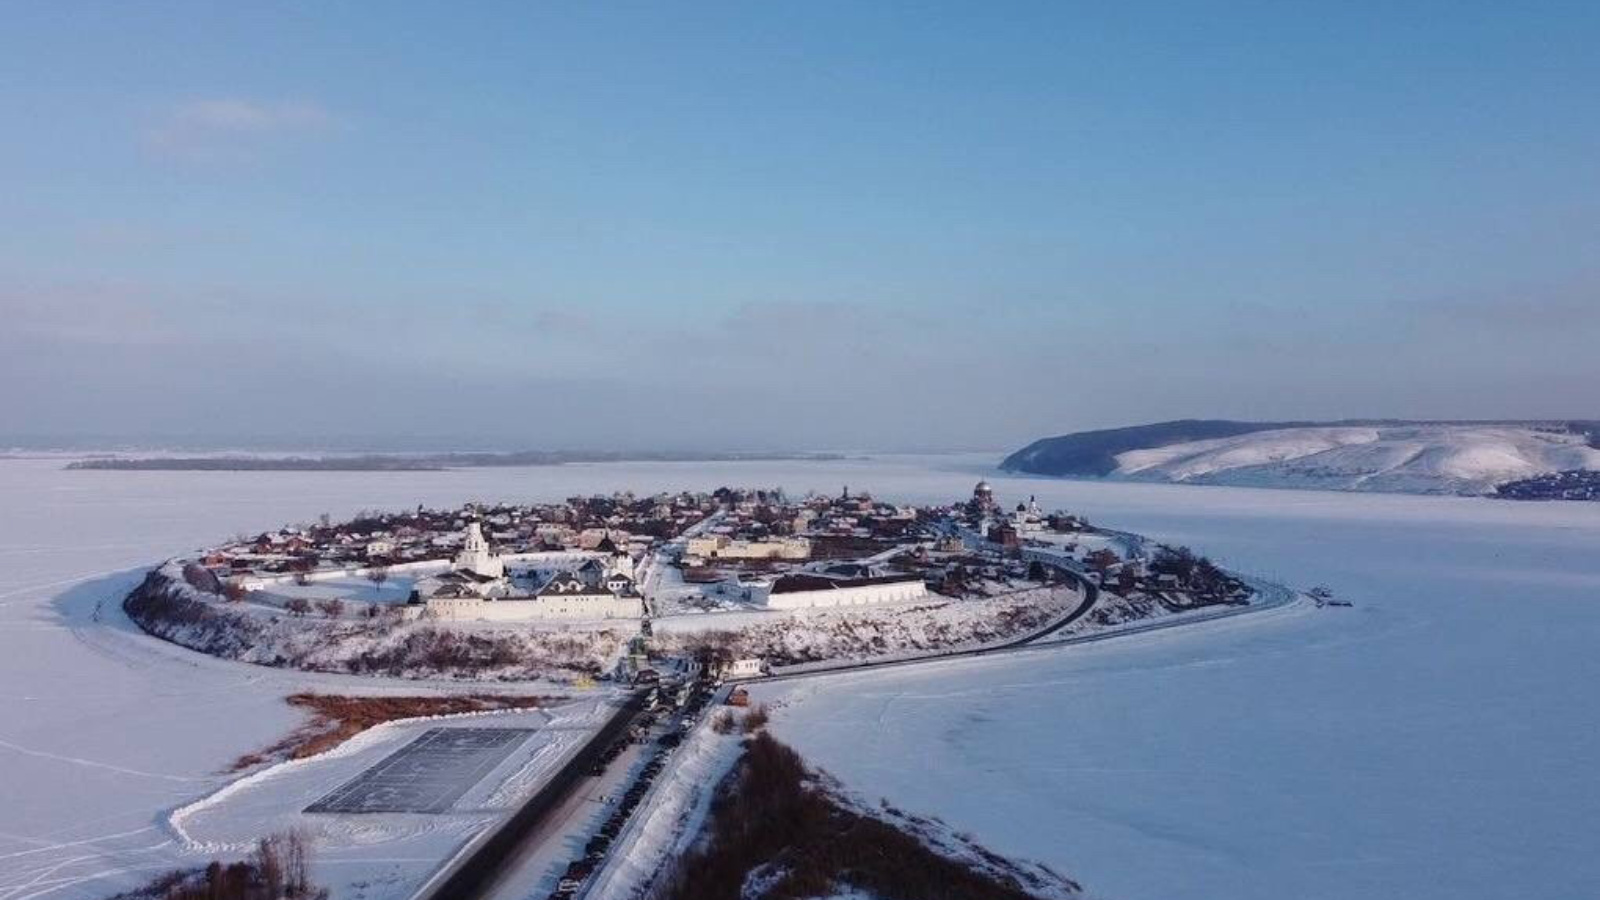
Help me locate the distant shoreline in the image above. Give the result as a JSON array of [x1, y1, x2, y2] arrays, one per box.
[[65, 450, 849, 472]]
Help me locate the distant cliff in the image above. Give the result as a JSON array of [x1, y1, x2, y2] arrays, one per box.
[[1001, 419, 1600, 496], [1001, 420, 1310, 478]]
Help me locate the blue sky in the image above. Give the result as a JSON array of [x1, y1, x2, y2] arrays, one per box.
[[2, 2, 1598, 450]]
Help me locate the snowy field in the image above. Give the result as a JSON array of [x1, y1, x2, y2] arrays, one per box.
[[3, 454, 1599, 900], [263, 575, 422, 607]]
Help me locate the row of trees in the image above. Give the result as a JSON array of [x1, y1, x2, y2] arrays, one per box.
[[292, 565, 391, 590]]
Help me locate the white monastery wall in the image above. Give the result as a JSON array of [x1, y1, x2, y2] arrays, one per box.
[[763, 579, 927, 610]]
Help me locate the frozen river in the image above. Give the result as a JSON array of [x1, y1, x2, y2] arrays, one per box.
[[1, 454, 1597, 899]]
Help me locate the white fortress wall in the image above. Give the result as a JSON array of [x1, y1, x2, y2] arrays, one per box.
[[764, 579, 927, 610], [425, 596, 643, 623]]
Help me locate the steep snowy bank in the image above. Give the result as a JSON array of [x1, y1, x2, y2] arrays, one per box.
[[653, 586, 1082, 664], [124, 565, 626, 681], [1009, 422, 1600, 494]]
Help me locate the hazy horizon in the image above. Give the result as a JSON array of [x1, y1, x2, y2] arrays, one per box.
[[9, 416, 1600, 458], [0, 432, 1008, 455]]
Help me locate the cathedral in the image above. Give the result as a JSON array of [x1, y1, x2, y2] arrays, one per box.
[[970, 480, 997, 514]]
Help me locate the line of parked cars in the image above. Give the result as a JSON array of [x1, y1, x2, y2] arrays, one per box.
[[547, 682, 716, 899]]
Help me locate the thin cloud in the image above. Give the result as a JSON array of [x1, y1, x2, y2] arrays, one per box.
[[1, 282, 171, 346], [1406, 278, 1600, 338], [171, 98, 333, 132], [142, 98, 339, 162]]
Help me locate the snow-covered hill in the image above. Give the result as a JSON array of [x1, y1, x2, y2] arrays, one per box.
[[1107, 424, 1600, 494]]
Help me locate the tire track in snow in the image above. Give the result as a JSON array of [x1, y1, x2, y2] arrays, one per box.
[[0, 737, 222, 784]]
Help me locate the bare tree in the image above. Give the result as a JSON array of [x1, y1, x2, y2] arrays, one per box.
[[283, 830, 312, 898], [316, 599, 345, 618], [367, 566, 389, 596], [254, 834, 284, 899], [223, 580, 248, 604], [284, 598, 311, 618]]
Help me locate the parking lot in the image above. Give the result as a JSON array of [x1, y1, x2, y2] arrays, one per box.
[[306, 727, 535, 815]]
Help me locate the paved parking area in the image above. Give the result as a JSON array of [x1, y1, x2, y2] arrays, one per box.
[[306, 727, 535, 814]]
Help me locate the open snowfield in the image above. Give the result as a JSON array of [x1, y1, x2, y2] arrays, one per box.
[[3, 453, 1599, 900]]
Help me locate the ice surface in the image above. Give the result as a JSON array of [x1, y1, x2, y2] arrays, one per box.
[[2, 454, 1598, 900]]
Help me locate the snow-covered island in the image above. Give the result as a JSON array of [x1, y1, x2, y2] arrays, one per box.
[[100, 481, 1299, 900], [126, 484, 1264, 683], [16, 453, 1588, 900]]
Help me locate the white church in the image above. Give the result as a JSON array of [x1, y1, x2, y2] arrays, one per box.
[[455, 521, 505, 578]]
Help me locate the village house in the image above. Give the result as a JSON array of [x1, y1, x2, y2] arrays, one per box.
[[684, 535, 811, 561]]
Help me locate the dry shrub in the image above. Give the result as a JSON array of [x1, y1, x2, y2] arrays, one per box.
[[742, 703, 770, 733], [341, 628, 575, 676], [231, 692, 558, 770]]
